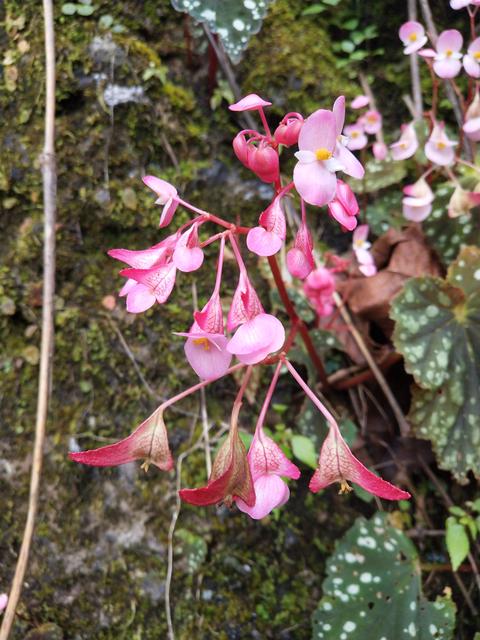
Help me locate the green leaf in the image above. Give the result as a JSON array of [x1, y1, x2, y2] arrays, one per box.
[[445, 517, 470, 571], [348, 158, 407, 194], [448, 506, 466, 517], [98, 14, 114, 29], [340, 40, 355, 53], [312, 513, 457, 640], [76, 4, 95, 15], [301, 4, 326, 15], [61, 3, 78, 15], [170, 0, 274, 62], [391, 247, 480, 482], [291, 434, 317, 469], [365, 191, 404, 235], [343, 18, 359, 30]]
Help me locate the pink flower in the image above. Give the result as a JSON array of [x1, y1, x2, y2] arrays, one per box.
[[237, 427, 300, 520], [286, 219, 315, 279], [229, 93, 272, 112], [293, 108, 340, 206], [351, 95, 370, 109], [373, 141, 388, 160], [227, 271, 263, 332], [448, 185, 480, 218], [363, 110, 382, 135], [464, 91, 480, 140], [180, 410, 255, 508], [120, 262, 177, 313], [431, 30, 463, 78], [390, 123, 418, 160], [463, 37, 480, 77], [0, 594, 8, 613], [109, 234, 178, 312], [402, 177, 434, 221], [69, 407, 174, 470], [399, 21, 428, 54], [328, 180, 359, 231], [274, 112, 304, 146], [172, 223, 204, 272], [248, 139, 280, 183], [309, 420, 410, 500], [304, 267, 336, 317], [425, 122, 457, 166], [333, 96, 365, 180], [247, 195, 286, 257], [352, 225, 377, 276], [142, 175, 179, 227], [344, 123, 368, 151], [227, 313, 285, 365]]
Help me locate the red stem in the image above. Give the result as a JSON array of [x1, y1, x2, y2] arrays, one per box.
[[267, 254, 329, 389]]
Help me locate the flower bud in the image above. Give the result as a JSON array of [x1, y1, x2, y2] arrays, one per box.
[[274, 112, 304, 147], [248, 140, 280, 183]]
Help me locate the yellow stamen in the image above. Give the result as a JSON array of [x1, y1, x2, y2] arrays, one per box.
[[315, 147, 332, 161], [474, 51, 480, 60], [339, 481, 353, 495], [445, 49, 453, 58], [437, 141, 446, 150], [193, 337, 211, 351], [351, 131, 359, 138], [408, 32, 417, 42]]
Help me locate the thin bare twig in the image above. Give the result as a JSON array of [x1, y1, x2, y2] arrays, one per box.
[[408, 0, 423, 119], [0, 2, 56, 637], [333, 292, 410, 437]]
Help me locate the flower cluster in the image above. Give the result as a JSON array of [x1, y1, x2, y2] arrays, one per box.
[[69, 92, 410, 519]]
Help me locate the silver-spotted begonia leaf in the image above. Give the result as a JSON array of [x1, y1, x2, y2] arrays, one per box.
[[390, 247, 480, 482], [170, 0, 274, 62], [312, 513, 456, 640]]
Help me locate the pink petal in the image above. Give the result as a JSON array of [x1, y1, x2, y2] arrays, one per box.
[[142, 175, 177, 203], [373, 141, 388, 160], [403, 202, 432, 221], [0, 594, 8, 613], [258, 196, 287, 238], [236, 474, 290, 520], [359, 264, 377, 277], [404, 35, 428, 54], [363, 110, 382, 135], [173, 246, 204, 272], [451, 0, 471, 7], [336, 144, 365, 178], [194, 293, 224, 334], [425, 141, 456, 166], [332, 96, 346, 135], [69, 408, 174, 470], [298, 109, 337, 153], [399, 21, 425, 44], [227, 272, 264, 332], [293, 161, 337, 207], [468, 36, 480, 55], [247, 227, 283, 257], [418, 48, 436, 57], [227, 313, 285, 364], [184, 333, 232, 380], [463, 54, 480, 78], [286, 247, 314, 280], [119, 278, 137, 297], [346, 132, 368, 151], [248, 431, 300, 482], [351, 95, 370, 109], [328, 201, 358, 230], [229, 94, 272, 111], [437, 29, 463, 54], [353, 224, 369, 243], [159, 198, 179, 228], [433, 58, 462, 78], [126, 283, 156, 313]]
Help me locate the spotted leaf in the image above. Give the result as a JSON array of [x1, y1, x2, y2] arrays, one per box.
[[391, 247, 480, 482], [312, 513, 456, 640], [170, 0, 274, 62]]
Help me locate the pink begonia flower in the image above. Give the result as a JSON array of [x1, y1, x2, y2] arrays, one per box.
[[304, 267, 336, 317], [247, 195, 286, 257], [142, 175, 179, 228], [70, 407, 174, 471], [463, 37, 480, 77], [351, 95, 370, 109], [373, 141, 388, 160], [344, 123, 368, 151], [448, 185, 480, 218], [427, 30, 463, 78], [463, 91, 480, 140], [227, 313, 285, 365], [425, 122, 457, 166], [0, 593, 8, 613], [328, 180, 359, 231], [399, 21, 428, 55], [363, 110, 382, 135], [236, 365, 300, 519], [286, 218, 315, 279], [352, 225, 377, 277], [451, 0, 480, 8], [293, 109, 344, 206], [229, 93, 272, 112], [274, 112, 304, 147], [120, 262, 177, 313], [172, 223, 204, 272], [180, 410, 255, 508], [402, 177, 434, 222], [332, 97, 365, 179], [309, 420, 410, 500], [390, 123, 419, 160], [227, 271, 263, 332], [109, 234, 178, 310]]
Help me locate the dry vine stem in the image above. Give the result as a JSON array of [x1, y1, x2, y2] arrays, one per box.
[[0, 1, 56, 637]]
